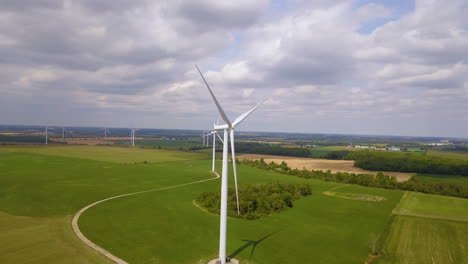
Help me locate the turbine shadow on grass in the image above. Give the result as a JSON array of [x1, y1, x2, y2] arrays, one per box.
[[229, 232, 277, 260]]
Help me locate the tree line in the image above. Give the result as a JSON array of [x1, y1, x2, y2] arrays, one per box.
[[235, 142, 311, 157], [347, 151, 468, 176], [240, 158, 468, 198], [235, 142, 468, 177]]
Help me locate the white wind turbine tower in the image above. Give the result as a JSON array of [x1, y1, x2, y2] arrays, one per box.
[[196, 65, 266, 264], [45, 126, 49, 144], [62, 127, 70, 140], [130, 128, 138, 147], [205, 130, 224, 172], [45, 126, 55, 144], [104, 128, 111, 140]]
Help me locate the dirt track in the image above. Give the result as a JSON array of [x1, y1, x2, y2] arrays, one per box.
[[239, 154, 414, 182]]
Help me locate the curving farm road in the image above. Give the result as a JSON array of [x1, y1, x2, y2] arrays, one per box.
[[72, 171, 220, 264]]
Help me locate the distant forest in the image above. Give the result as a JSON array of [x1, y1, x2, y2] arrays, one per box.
[[235, 142, 468, 177], [349, 152, 468, 176], [241, 159, 468, 198]]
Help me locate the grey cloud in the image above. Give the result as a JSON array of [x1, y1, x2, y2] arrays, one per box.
[[1, 0, 468, 137], [174, 0, 268, 31]]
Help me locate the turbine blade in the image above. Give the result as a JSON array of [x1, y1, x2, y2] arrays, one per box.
[[195, 65, 232, 127], [232, 98, 268, 127], [216, 132, 224, 144], [230, 129, 240, 215]]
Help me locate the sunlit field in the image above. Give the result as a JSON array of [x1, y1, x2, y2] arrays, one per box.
[[1, 145, 467, 264]]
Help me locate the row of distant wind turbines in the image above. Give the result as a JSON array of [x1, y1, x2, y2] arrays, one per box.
[[43, 126, 137, 146], [196, 65, 266, 264]]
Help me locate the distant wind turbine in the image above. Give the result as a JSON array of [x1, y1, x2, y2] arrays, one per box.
[[130, 128, 138, 147], [45, 126, 55, 144], [196, 65, 267, 264], [204, 130, 223, 172], [104, 128, 111, 140]]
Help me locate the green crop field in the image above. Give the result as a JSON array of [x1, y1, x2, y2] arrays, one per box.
[[393, 192, 468, 222], [378, 191, 468, 264], [2, 145, 466, 264], [427, 150, 468, 161], [416, 173, 468, 185], [0, 145, 201, 164], [378, 215, 468, 264], [79, 163, 403, 264]]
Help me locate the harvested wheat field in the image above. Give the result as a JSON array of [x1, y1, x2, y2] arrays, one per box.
[[54, 137, 114, 145], [239, 154, 414, 182], [54, 137, 143, 145]]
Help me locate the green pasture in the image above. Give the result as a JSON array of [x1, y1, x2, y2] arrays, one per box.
[[0, 145, 403, 264], [378, 215, 468, 264], [393, 192, 468, 222], [79, 162, 403, 264], [0, 145, 201, 164], [427, 150, 468, 161], [416, 173, 468, 185], [0, 212, 113, 264], [0, 146, 207, 263], [378, 191, 468, 264], [3, 145, 466, 264]]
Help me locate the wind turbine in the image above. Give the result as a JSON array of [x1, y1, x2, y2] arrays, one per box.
[[204, 130, 223, 172], [130, 128, 138, 147], [45, 126, 48, 144], [196, 65, 266, 264], [201, 131, 205, 146], [45, 126, 55, 144], [104, 128, 111, 140]]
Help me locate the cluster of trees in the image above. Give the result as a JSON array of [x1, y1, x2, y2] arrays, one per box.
[[348, 152, 468, 176], [195, 183, 312, 220], [240, 159, 468, 198]]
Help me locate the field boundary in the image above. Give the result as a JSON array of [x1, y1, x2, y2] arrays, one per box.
[[71, 171, 220, 264]]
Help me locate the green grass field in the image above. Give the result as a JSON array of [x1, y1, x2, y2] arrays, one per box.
[[393, 192, 468, 222], [2, 145, 466, 264], [378, 191, 468, 264], [427, 150, 468, 161], [79, 164, 403, 264], [416, 173, 468, 185], [0, 145, 201, 163], [378, 215, 468, 264], [0, 146, 207, 263]]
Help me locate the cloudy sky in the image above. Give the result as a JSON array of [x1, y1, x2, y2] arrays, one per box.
[[1, 0, 467, 137]]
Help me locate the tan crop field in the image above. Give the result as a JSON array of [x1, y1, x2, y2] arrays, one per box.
[[53, 137, 143, 145], [239, 154, 414, 182]]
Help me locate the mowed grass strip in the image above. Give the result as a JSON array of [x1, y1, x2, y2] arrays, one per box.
[[378, 215, 468, 264], [393, 192, 468, 222], [0, 145, 202, 163]]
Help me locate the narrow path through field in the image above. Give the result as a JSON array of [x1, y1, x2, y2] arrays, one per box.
[[72, 171, 220, 264]]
